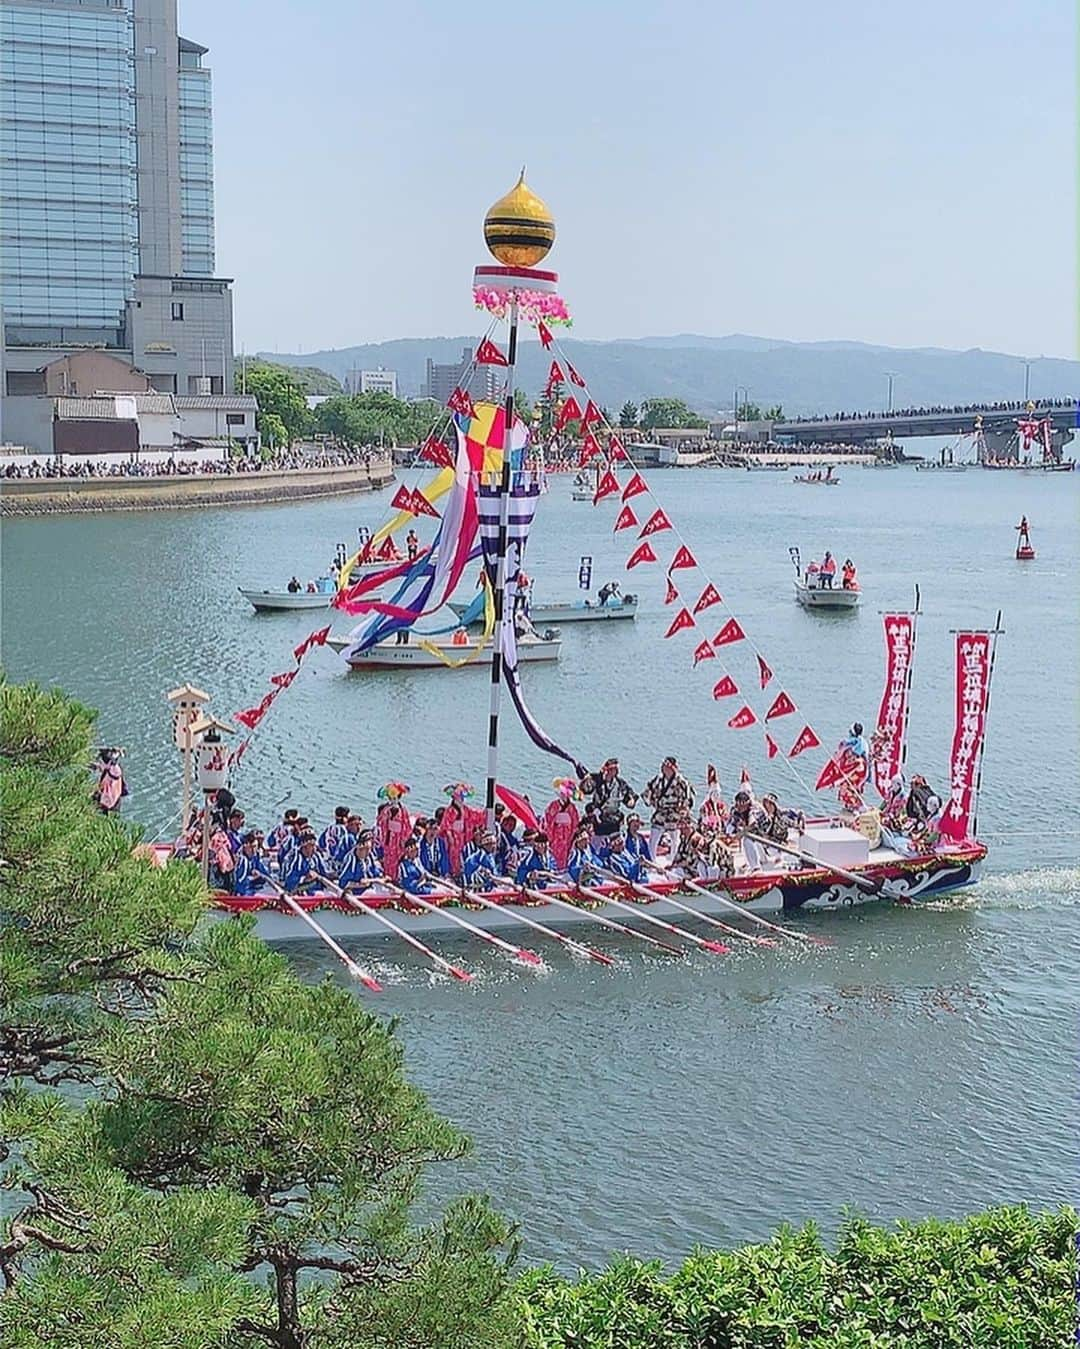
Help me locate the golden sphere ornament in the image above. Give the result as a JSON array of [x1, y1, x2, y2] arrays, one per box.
[[484, 169, 556, 267]]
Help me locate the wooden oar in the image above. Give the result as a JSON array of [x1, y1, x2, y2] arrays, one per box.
[[265, 877, 382, 991], [744, 832, 900, 899], [391, 879, 545, 968], [576, 880, 728, 955], [446, 877, 615, 966], [313, 873, 472, 983], [595, 867, 777, 947], [523, 880, 684, 957], [674, 872, 830, 947]]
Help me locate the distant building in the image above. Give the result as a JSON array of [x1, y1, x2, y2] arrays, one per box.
[[359, 368, 398, 397], [423, 346, 498, 406], [1, 0, 235, 450]]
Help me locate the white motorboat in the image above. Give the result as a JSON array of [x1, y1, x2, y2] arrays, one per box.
[[325, 630, 561, 668], [450, 594, 637, 625], [794, 581, 861, 610], [239, 587, 333, 612]]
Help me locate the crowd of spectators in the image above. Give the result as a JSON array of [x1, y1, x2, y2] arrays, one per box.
[[790, 397, 1075, 424], [1, 444, 389, 481]]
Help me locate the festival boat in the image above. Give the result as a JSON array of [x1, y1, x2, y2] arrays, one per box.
[[793, 468, 839, 485], [174, 175, 998, 980], [449, 593, 637, 625], [239, 587, 333, 612], [794, 581, 860, 610]]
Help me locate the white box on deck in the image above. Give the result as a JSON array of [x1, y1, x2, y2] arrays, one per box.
[[800, 825, 869, 867]]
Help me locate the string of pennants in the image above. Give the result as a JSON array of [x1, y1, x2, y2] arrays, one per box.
[[539, 343, 828, 775], [229, 624, 332, 766]]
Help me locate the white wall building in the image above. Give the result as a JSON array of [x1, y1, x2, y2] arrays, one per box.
[[359, 368, 398, 396]]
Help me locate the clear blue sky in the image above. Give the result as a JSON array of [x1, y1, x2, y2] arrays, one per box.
[[183, 0, 1076, 358]]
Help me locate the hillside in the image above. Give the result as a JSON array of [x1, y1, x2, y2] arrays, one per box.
[[258, 336, 1078, 417]]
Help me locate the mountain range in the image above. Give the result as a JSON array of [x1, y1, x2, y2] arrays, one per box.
[[259, 335, 1078, 418]]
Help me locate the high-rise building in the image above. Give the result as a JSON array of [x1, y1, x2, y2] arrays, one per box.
[[1, 0, 235, 448], [423, 346, 497, 406]]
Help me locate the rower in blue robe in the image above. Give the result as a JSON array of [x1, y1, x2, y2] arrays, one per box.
[[232, 834, 272, 896], [319, 806, 351, 857], [463, 832, 501, 891], [337, 836, 383, 891], [605, 837, 644, 883], [266, 810, 300, 852], [282, 835, 330, 893], [225, 810, 247, 858], [516, 834, 556, 889], [418, 824, 451, 879], [333, 818, 365, 866], [396, 842, 436, 895], [624, 820, 653, 864]]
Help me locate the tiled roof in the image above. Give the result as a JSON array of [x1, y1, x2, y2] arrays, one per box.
[[55, 394, 177, 419], [174, 395, 258, 410]]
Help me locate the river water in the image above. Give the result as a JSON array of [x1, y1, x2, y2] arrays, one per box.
[[2, 464, 1077, 1269]]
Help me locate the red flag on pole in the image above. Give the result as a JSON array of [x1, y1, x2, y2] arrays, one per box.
[[664, 577, 679, 605], [639, 508, 673, 538], [390, 484, 413, 511], [938, 631, 993, 842], [555, 395, 583, 431], [447, 386, 475, 417], [613, 504, 638, 532], [495, 783, 540, 830], [712, 617, 745, 647], [669, 545, 697, 572], [537, 320, 554, 349], [421, 435, 453, 468], [582, 400, 602, 427], [544, 360, 564, 395], [608, 435, 627, 460], [566, 361, 586, 388], [593, 469, 619, 502], [626, 540, 658, 569], [475, 337, 508, 366], [664, 607, 695, 638], [765, 732, 780, 759], [765, 690, 796, 720], [580, 429, 603, 462], [789, 725, 822, 758], [712, 675, 738, 699], [694, 584, 722, 613], [757, 655, 774, 689], [728, 705, 757, 730], [408, 490, 440, 519], [692, 640, 715, 666], [621, 473, 648, 501]]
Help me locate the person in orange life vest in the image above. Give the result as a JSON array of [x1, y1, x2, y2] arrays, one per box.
[[512, 570, 531, 614], [842, 559, 858, 590], [451, 626, 469, 647], [542, 777, 581, 871], [820, 551, 837, 588]]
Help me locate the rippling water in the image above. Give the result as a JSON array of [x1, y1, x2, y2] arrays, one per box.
[[2, 464, 1077, 1268]]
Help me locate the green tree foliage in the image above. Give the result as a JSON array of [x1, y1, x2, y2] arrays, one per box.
[[239, 362, 313, 446], [512, 388, 533, 424], [516, 1207, 1076, 1347], [0, 679, 517, 1349], [618, 402, 638, 428], [638, 397, 707, 430], [314, 393, 442, 448], [736, 400, 762, 421], [258, 411, 289, 451], [765, 403, 784, 420], [241, 359, 342, 397]]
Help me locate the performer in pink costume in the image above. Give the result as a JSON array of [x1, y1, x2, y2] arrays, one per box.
[[374, 783, 412, 880], [542, 777, 581, 871], [437, 783, 485, 878]]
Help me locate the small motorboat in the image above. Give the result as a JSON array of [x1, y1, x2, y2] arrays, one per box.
[[239, 584, 333, 612], [450, 593, 637, 625], [793, 467, 839, 485], [789, 547, 860, 610], [325, 630, 562, 669]]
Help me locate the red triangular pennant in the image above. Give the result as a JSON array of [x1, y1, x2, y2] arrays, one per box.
[[582, 400, 602, 428], [537, 320, 554, 349], [269, 669, 297, 689], [390, 484, 413, 511], [621, 473, 648, 501], [758, 655, 774, 690], [409, 489, 440, 519], [593, 470, 619, 502], [608, 435, 627, 460], [421, 435, 453, 468], [669, 545, 697, 572], [728, 705, 757, 730], [580, 429, 603, 462], [626, 540, 658, 569], [566, 361, 586, 388], [639, 508, 673, 539], [544, 360, 564, 395], [664, 607, 695, 638], [765, 690, 796, 720], [664, 578, 679, 605], [712, 617, 746, 647], [692, 640, 715, 666], [447, 386, 475, 418], [789, 725, 822, 758], [693, 584, 723, 613], [712, 675, 739, 699], [815, 754, 846, 790], [555, 395, 583, 431], [475, 336, 508, 366], [765, 733, 780, 759], [613, 504, 638, 532]]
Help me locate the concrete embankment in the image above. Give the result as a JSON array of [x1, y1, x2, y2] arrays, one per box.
[[0, 461, 395, 517]]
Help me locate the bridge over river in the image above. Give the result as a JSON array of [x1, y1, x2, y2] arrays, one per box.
[[772, 400, 1077, 457]]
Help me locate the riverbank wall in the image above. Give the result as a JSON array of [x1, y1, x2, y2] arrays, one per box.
[[0, 460, 395, 517]]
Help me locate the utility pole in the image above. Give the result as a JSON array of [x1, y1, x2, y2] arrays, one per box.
[[884, 371, 899, 412], [1022, 359, 1032, 402]]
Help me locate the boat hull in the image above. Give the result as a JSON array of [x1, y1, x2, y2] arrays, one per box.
[[795, 583, 860, 609], [208, 843, 986, 943], [451, 598, 637, 624], [239, 588, 332, 612], [338, 636, 561, 668]]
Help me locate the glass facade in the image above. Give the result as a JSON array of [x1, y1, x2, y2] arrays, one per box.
[[178, 60, 214, 276], [0, 2, 138, 343]]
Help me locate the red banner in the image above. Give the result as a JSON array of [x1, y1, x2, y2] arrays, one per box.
[[566, 362, 586, 388], [669, 545, 697, 572], [594, 470, 620, 501], [421, 436, 453, 468], [582, 400, 602, 427], [580, 429, 604, 463], [765, 733, 780, 759], [694, 584, 722, 613], [555, 395, 582, 430], [537, 320, 554, 349], [626, 540, 658, 569], [639, 508, 672, 538], [693, 640, 715, 665], [938, 632, 992, 842], [871, 614, 915, 797], [447, 386, 475, 417], [789, 725, 821, 758], [664, 607, 695, 638], [409, 489, 440, 519], [613, 504, 638, 532], [728, 705, 757, 730], [475, 337, 508, 366], [712, 675, 738, 699], [390, 485, 413, 511], [545, 360, 564, 394], [608, 435, 627, 460], [712, 617, 745, 647], [622, 472, 648, 501]]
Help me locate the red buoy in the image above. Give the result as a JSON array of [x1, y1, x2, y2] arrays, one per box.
[[1015, 515, 1036, 560]]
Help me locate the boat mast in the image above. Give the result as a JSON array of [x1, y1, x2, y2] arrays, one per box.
[[484, 295, 519, 827]]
